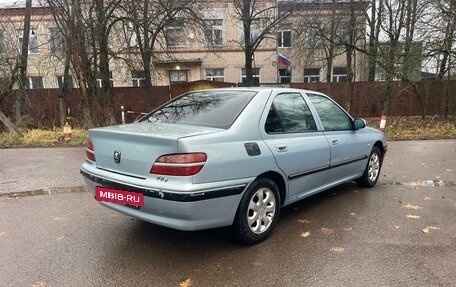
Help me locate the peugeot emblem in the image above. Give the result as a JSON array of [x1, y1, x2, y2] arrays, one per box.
[[113, 151, 121, 163]]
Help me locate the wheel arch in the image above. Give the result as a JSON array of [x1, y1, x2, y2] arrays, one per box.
[[257, 170, 287, 206], [373, 141, 386, 162]]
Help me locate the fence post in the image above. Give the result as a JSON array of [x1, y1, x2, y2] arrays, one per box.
[[121, 105, 125, 124], [379, 115, 387, 132]]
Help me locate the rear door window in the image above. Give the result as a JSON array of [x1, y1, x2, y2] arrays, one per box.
[[142, 91, 256, 129], [265, 93, 317, 134]]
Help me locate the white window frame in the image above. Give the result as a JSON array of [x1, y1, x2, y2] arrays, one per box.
[[241, 68, 260, 85], [49, 27, 64, 53], [332, 67, 347, 83], [165, 21, 187, 49], [169, 70, 188, 84], [131, 70, 146, 87], [56, 75, 74, 89], [125, 22, 139, 48], [304, 68, 321, 83], [26, 76, 44, 89], [204, 68, 224, 82], [278, 68, 291, 84], [277, 26, 291, 48], [204, 19, 223, 47], [0, 29, 5, 54], [239, 21, 261, 45], [17, 28, 39, 54], [96, 71, 114, 88]]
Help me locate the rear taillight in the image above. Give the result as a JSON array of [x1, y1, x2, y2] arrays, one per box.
[[150, 153, 207, 176], [86, 140, 96, 162]]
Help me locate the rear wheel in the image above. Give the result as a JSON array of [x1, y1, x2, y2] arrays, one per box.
[[356, 146, 382, 187], [232, 178, 280, 245]]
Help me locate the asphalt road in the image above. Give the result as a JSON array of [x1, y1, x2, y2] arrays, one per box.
[[0, 140, 455, 287], [0, 147, 85, 195]]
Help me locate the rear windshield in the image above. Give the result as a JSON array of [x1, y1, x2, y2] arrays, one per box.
[[141, 90, 256, 129]]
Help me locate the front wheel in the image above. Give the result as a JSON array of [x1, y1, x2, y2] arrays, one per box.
[[232, 178, 280, 245], [356, 146, 382, 187]]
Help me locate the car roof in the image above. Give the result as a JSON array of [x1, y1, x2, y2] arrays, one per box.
[[193, 87, 322, 95]]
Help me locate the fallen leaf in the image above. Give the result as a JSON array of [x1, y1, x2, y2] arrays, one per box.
[[330, 247, 344, 253], [0, 231, 6, 238], [343, 227, 352, 232], [406, 215, 421, 219], [402, 204, 421, 210], [298, 219, 312, 225], [350, 212, 357, 216], [321, 227, 334, 235], [424, 196, 432, 201], [394, 225, 400, 229], [422, 226, 440, 234], [300, 231, 311, 238], [56, 236, 65, 241], [180, 278, 192, 287]]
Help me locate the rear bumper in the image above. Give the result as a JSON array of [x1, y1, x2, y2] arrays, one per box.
[[80, 166, 250, 231]]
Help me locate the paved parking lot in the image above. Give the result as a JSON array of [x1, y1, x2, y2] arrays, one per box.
[[0, 140, 455, 286]]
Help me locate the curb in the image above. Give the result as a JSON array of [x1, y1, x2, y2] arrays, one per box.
[[0, 186, 88, 198]]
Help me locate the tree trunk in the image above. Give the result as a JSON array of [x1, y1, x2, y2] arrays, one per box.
[[15, 0, 32, 125], [58, 55, 71, 126], [0, 110, 23, 137], [367, 0, 377, 81], [96, 0, 114, 124], [241, 0, 255, 87]]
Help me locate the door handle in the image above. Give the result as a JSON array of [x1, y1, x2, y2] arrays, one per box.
[[331, 139, 338, 145], [276, 144, 288, 152]]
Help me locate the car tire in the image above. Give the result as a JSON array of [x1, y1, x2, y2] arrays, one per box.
[[356, 146, 382, 188], [232, 178, 280, 245]]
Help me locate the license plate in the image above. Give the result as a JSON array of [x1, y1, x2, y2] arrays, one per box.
[[95, 186, 144, 207]]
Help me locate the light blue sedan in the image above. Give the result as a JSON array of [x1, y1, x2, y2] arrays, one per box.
[[81, 88, 387, 244]]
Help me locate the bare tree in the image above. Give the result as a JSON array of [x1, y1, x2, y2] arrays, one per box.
[[93, 0, 121, 124], [47, 0, 96, 127], [117, 0, 202, 107], [233, 0, 290, 87], [287, 0, 364, 84]]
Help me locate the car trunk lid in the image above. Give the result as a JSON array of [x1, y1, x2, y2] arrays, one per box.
[[89, 122, 221, 178]]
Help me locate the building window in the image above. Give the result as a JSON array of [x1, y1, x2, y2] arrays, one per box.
[[165, 20, 186, 48], [0, 29, 4, 54], [49, 28, 64, 53], [131, 70, 146, 87], [278, 69, 291, 84], [304, 68, 320, 83], [303, 28, 321, 49], [26, 76, 43, 89], [96, 71, 114, 87], [204, 68, 224, 82], [57, 75, 74, 89], [17, 28, 38, 54], [124, 22, 139, 47], [277, 26, 291, 48], [169, 70, 187, 84], [332, 67, 347, 82], [239, 22, 261, 45], [241, 68, 260, 86], [205, 19, 223, 46]]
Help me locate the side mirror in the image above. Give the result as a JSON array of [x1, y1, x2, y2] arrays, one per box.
[[353, 118, 366, 130]]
